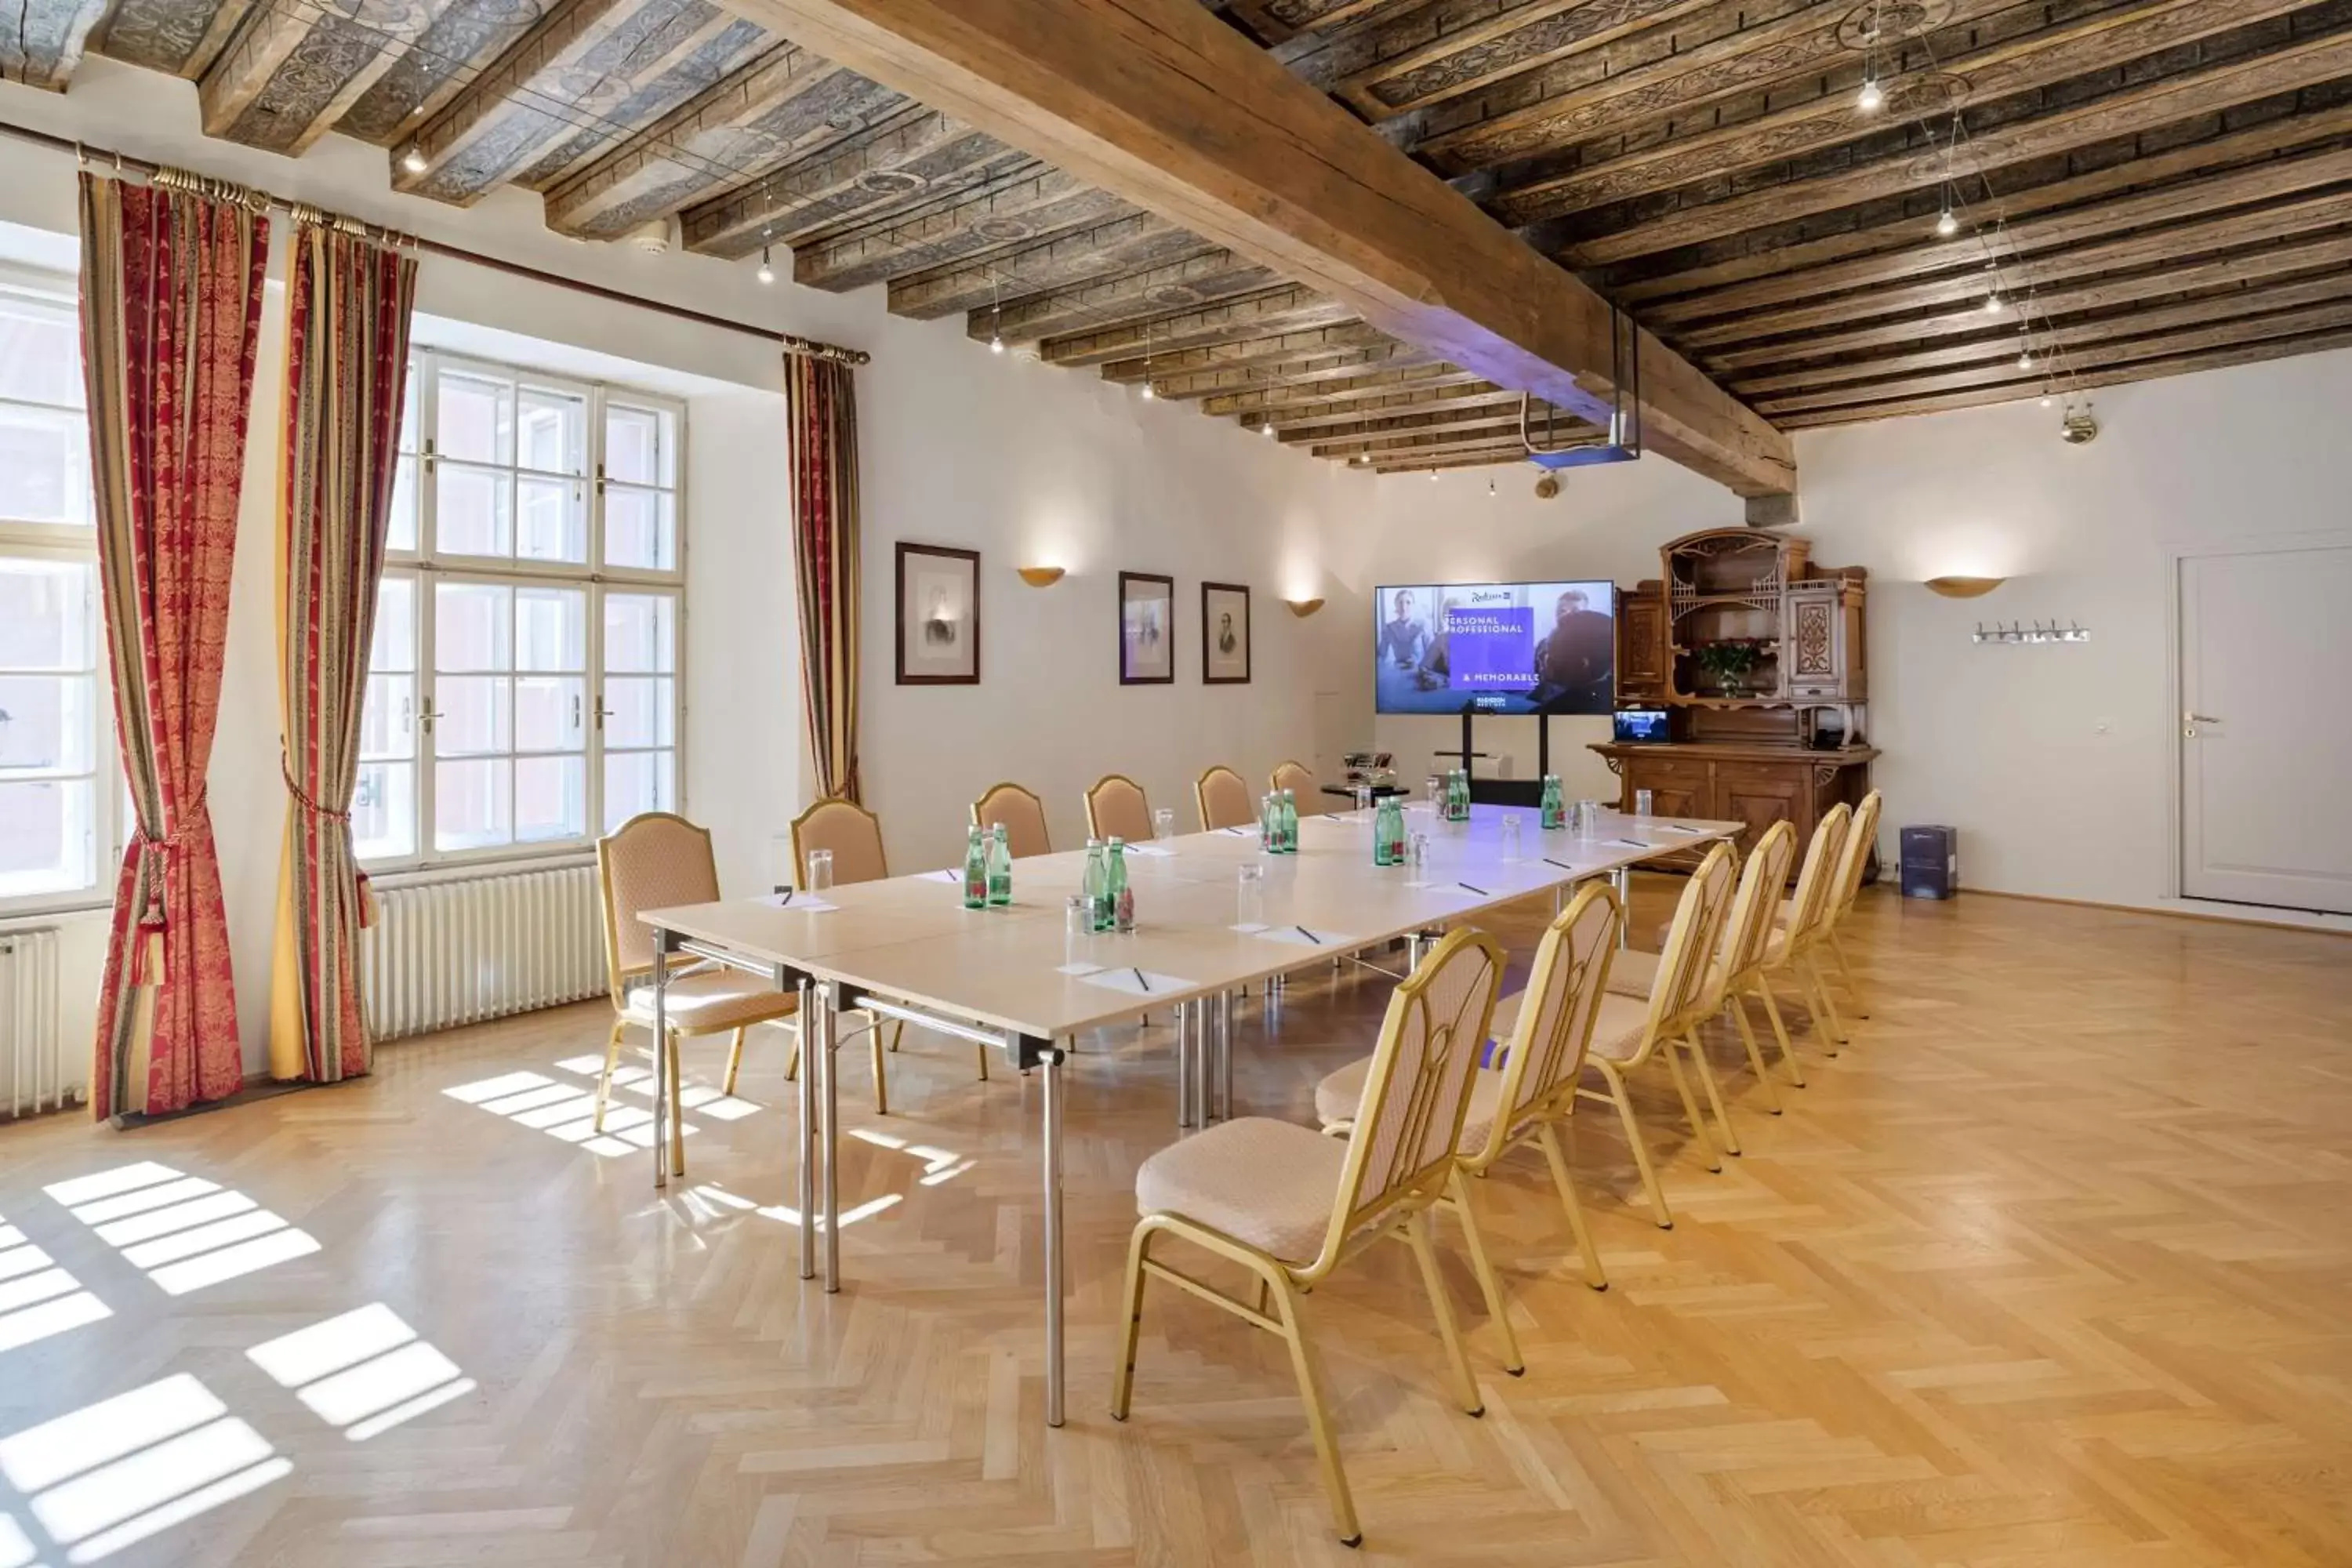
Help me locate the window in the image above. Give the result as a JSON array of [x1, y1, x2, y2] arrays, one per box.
[[0, 276, 107, 912], [358, 354, 684, 869]]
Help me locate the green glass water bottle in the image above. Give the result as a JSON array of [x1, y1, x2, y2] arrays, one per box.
[[1279, 788, 1298, 854], [1373, 797, 1397, 866], [962, 826, 987, 910], [1107, 837, 1134, 932], [1082, 838, 1109, 931], [986, 822, 1012, 906], [1541, 774, 1563, 830]]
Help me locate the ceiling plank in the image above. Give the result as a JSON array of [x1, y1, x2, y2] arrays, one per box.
[[1042, 286, 1357, 367], [670, 108, 1007, 252], [1198, 362, 1481, 416], [196, 0, 460, 155], [886, 212, 1205, 318], [1539, 29, 2352, 262], [975, 249, 1283, 343], [1772, 324, 2352, 426], [719, 0, 1795, 494], [1265, 382, 1521, 433], [1311, 411, 1579, 457], [3, 0, 113, 90], [1145, 340, 1441, 398], [1098, 321, 1403, 383], [1327, 0, 1724, 125], [92, 0, 256, 82], [793, 170, 1131, 292]]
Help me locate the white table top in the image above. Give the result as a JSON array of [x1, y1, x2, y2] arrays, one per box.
[[644, 805, 1737, 1042]]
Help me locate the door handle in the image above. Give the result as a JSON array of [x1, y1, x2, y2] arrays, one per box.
[[2184, 713, 2221, 724]]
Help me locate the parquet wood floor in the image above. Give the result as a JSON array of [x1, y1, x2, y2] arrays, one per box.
[[2, 886, 2349, 1566]]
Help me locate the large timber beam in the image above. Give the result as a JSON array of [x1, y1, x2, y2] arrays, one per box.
[[717, 0, 1795, 495]]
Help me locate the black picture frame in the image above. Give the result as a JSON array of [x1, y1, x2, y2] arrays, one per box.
[[895, 542, 981, 685], [1201, 581, 1250, 685], [1118, 571, 1175, 685]]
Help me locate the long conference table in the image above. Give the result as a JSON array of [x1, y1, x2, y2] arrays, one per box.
[[641, 801, 1740, 1428]]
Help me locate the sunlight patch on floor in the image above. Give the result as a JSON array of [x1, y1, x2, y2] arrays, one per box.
[[247, 1304, 477, 1443], [550, 1054, 764, 1121], [38, 1169, 319, 1298], [441, 1069, 696, 1158]]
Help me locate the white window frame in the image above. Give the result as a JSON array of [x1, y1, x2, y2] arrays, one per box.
[[0, 265, 116, 919], [364, 349, 688, 876]]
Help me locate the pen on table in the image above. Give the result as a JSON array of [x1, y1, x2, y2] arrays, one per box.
[[1542, 857, 1577, 872], [1295, 924, 1322, 946], [1457, 881, 1489, 896], [777, 888, 793, 906], [1609, 837, 1648, 848], [1132, 966, 1150, 992]]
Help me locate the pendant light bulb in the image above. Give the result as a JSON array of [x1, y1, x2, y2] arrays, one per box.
[[1261, 419, 1275, 437], [1935, 208, 1958, 238], [1139, 382, 1155, 401], [756, 249, 775, 286], [1428, 469, 1439, 482], [2016, 350, 2034, 370], [989, 332, 1004, 354], [401, 144, 427, 176], [1857, 75, 1885, 113], [1983, 292, 2003, 315]]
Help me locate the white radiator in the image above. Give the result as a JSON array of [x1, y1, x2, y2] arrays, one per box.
[[1, 927, 74, 1118], [361, 864, 606, 1041]]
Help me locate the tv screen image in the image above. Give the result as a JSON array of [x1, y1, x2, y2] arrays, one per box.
[[1374, 581, 1616, 717]]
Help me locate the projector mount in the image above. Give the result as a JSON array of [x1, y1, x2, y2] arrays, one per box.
[[1523, 302, 1642, 470]]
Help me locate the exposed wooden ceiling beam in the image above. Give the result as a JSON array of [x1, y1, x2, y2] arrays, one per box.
[[195, 0, 454, 156], [1316, 0, 1720, 125], [671, 109, 1007, 253], [720, 0, 1795, 495], [1263, 382, 1520, 434], [885, 212, 1199, 318], [90, 0, 255, 82], [1042, 286, 1356, 367], [1312, 413, 1579, 459], [977, 248, 1282, 343], [1198, 363, 1481, 416], [1, 0, 108, 90], [1143, 341, 1441, 399], [793, 170, 1128, 292], [1097, 320, 1400, 383]]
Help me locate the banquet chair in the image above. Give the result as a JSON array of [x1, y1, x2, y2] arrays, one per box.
[[1607, 821, 1801, 1112], [1194, 764, 1254, 831], [787, 797, 991, 1112], [1807, 789, 1882, 1018], [595, 812, 798, 1175], [1764, 804, 1853, 1054], [1316, 884, 1623, 1373], [1571, 840, 1739, 1227], [1113, 928, 1506, 1546], [971, 781, 1051, 859], [1083, 773, 1154, 843], [1269, 759, 1316, 800]]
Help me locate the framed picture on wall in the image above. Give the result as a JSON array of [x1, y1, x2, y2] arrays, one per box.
[[1118, 571, 1175, 685], [1201, 582, 1250, 684], [895, 543, 980, 684]]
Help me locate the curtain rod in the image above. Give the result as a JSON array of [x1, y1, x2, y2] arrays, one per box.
[[0, 117, 873, 368]]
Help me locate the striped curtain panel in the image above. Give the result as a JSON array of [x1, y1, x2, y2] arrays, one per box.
[[79, 171, 270, 1123], [787, 350, 862, 801], [267, 220, 418, 1085]]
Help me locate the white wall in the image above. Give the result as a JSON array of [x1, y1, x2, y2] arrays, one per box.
[[0, 60, 1368, 1085], [1352, 345, 2352, 913]]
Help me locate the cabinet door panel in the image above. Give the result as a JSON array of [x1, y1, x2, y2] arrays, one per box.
[[1622, 757, 1710, 818], [1713, 762, 1806, 856]]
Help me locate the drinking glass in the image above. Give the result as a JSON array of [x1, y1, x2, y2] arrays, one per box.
[[1065, 895, 1094, 967], [1236, 861, 1267, 927], [1573, 800, 1602, 840], [805, 848, 833, 893], [1152, 806, 1176, 842], [1353, 783, 1373, 818], [1633, 788, 1656, 817], [1407, 832, 1431, 883], [1500, 813, 1523, 863]]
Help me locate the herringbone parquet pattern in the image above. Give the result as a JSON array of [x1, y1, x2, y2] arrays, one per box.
[[2, 887, 2348, 1566]]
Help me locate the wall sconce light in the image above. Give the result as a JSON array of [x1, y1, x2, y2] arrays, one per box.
[[1285, 598, 1325, 618], [1015, 566, 1066, 588], [1926, 575, 2005, 598]]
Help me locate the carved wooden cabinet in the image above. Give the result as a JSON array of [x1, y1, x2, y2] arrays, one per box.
[[1783, 578, 1867, 702], [1592, 742, 1879, 867], [1614, 585, 1668, 702]]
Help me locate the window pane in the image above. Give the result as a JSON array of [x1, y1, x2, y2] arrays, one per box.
[[358, 673, 413, 761], [516, 475, 586, 564], [0, 403, 92, 526], [0, 673, 96, 775], [514, 676, 583, 753], [0, 779, 93, 898], [603, 486, 675, 572], [397, 361, 418, 452], [517, 587, 585, 672], [0, 557, 93, 668], [515, 755, 584, 842], [435, 461, 511, 557], [517, 387, 585, 475], [603, 677, 673, 749], [434, 758, 511, 851], [437, 372, 512, 465], [603, 592, 675, 673], [604, 404, 673, 488], [372, 576, 416, 673], [0, 295, 82, 406], [436, 583, 513, 672], [604, 751, 673, 833], [387, 454, 418, 554], [352, 762, 415, 862], [435, 676, 510, 757]]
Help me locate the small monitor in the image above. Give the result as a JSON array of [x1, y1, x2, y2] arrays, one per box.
[[1613, 708, 1671, 743]]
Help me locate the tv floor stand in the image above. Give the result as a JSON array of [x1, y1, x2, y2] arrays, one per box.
[[1442, 710, 1551, 807]]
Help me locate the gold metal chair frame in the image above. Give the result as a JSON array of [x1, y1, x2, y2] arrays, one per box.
[[1697, 820, 1803, 1122], [1766, 803, 1854, 1056], [1112, 928, 1507, 1546], [1816, 789, 1882, 1020]]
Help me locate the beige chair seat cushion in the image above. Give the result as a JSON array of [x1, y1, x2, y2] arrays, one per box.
[[621, 967, 798, 1033], [1586, 991, 1650, 1063], [1605, 947, 1661, 1000], [1763, 927, 1791, 964], [1314, 1057, 1508, 1151], [1135, 1117, 1347, 1265]]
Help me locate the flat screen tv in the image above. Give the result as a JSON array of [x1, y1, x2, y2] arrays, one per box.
[[1374, 581, 1616, 717]]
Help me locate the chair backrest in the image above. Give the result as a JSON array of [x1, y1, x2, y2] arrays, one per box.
[[1195, 765, 1252, 831], [1084, 773, 1152, 844], [1270, 759, 1316, 799], [972, 782, 1051, 858], [1315, 928, 1504, 1274], [791, 797, 888, 888], [1783, 804, 1852, 948], [1646, 840, 1738, 1042], [1830, 789, 1881, 919], [597, 812, 719, 994], [1479, 881, 1622, 1163], [1718, 820, 1797, 984]]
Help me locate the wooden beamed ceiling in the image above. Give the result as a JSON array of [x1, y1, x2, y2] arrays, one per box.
[[13, 0, 2350, 479]]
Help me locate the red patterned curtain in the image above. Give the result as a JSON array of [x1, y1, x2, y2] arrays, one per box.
[[79, 171, 270, 1122], [786, 349, 862, 802], [267, 220, 418, 1086]]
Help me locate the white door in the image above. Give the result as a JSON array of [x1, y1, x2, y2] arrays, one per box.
[[2180, 543, 2352, 913]]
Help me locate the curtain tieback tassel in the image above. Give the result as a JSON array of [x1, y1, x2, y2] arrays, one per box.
[[130, 786, 209, 989], [281, 758, 372, 927]]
